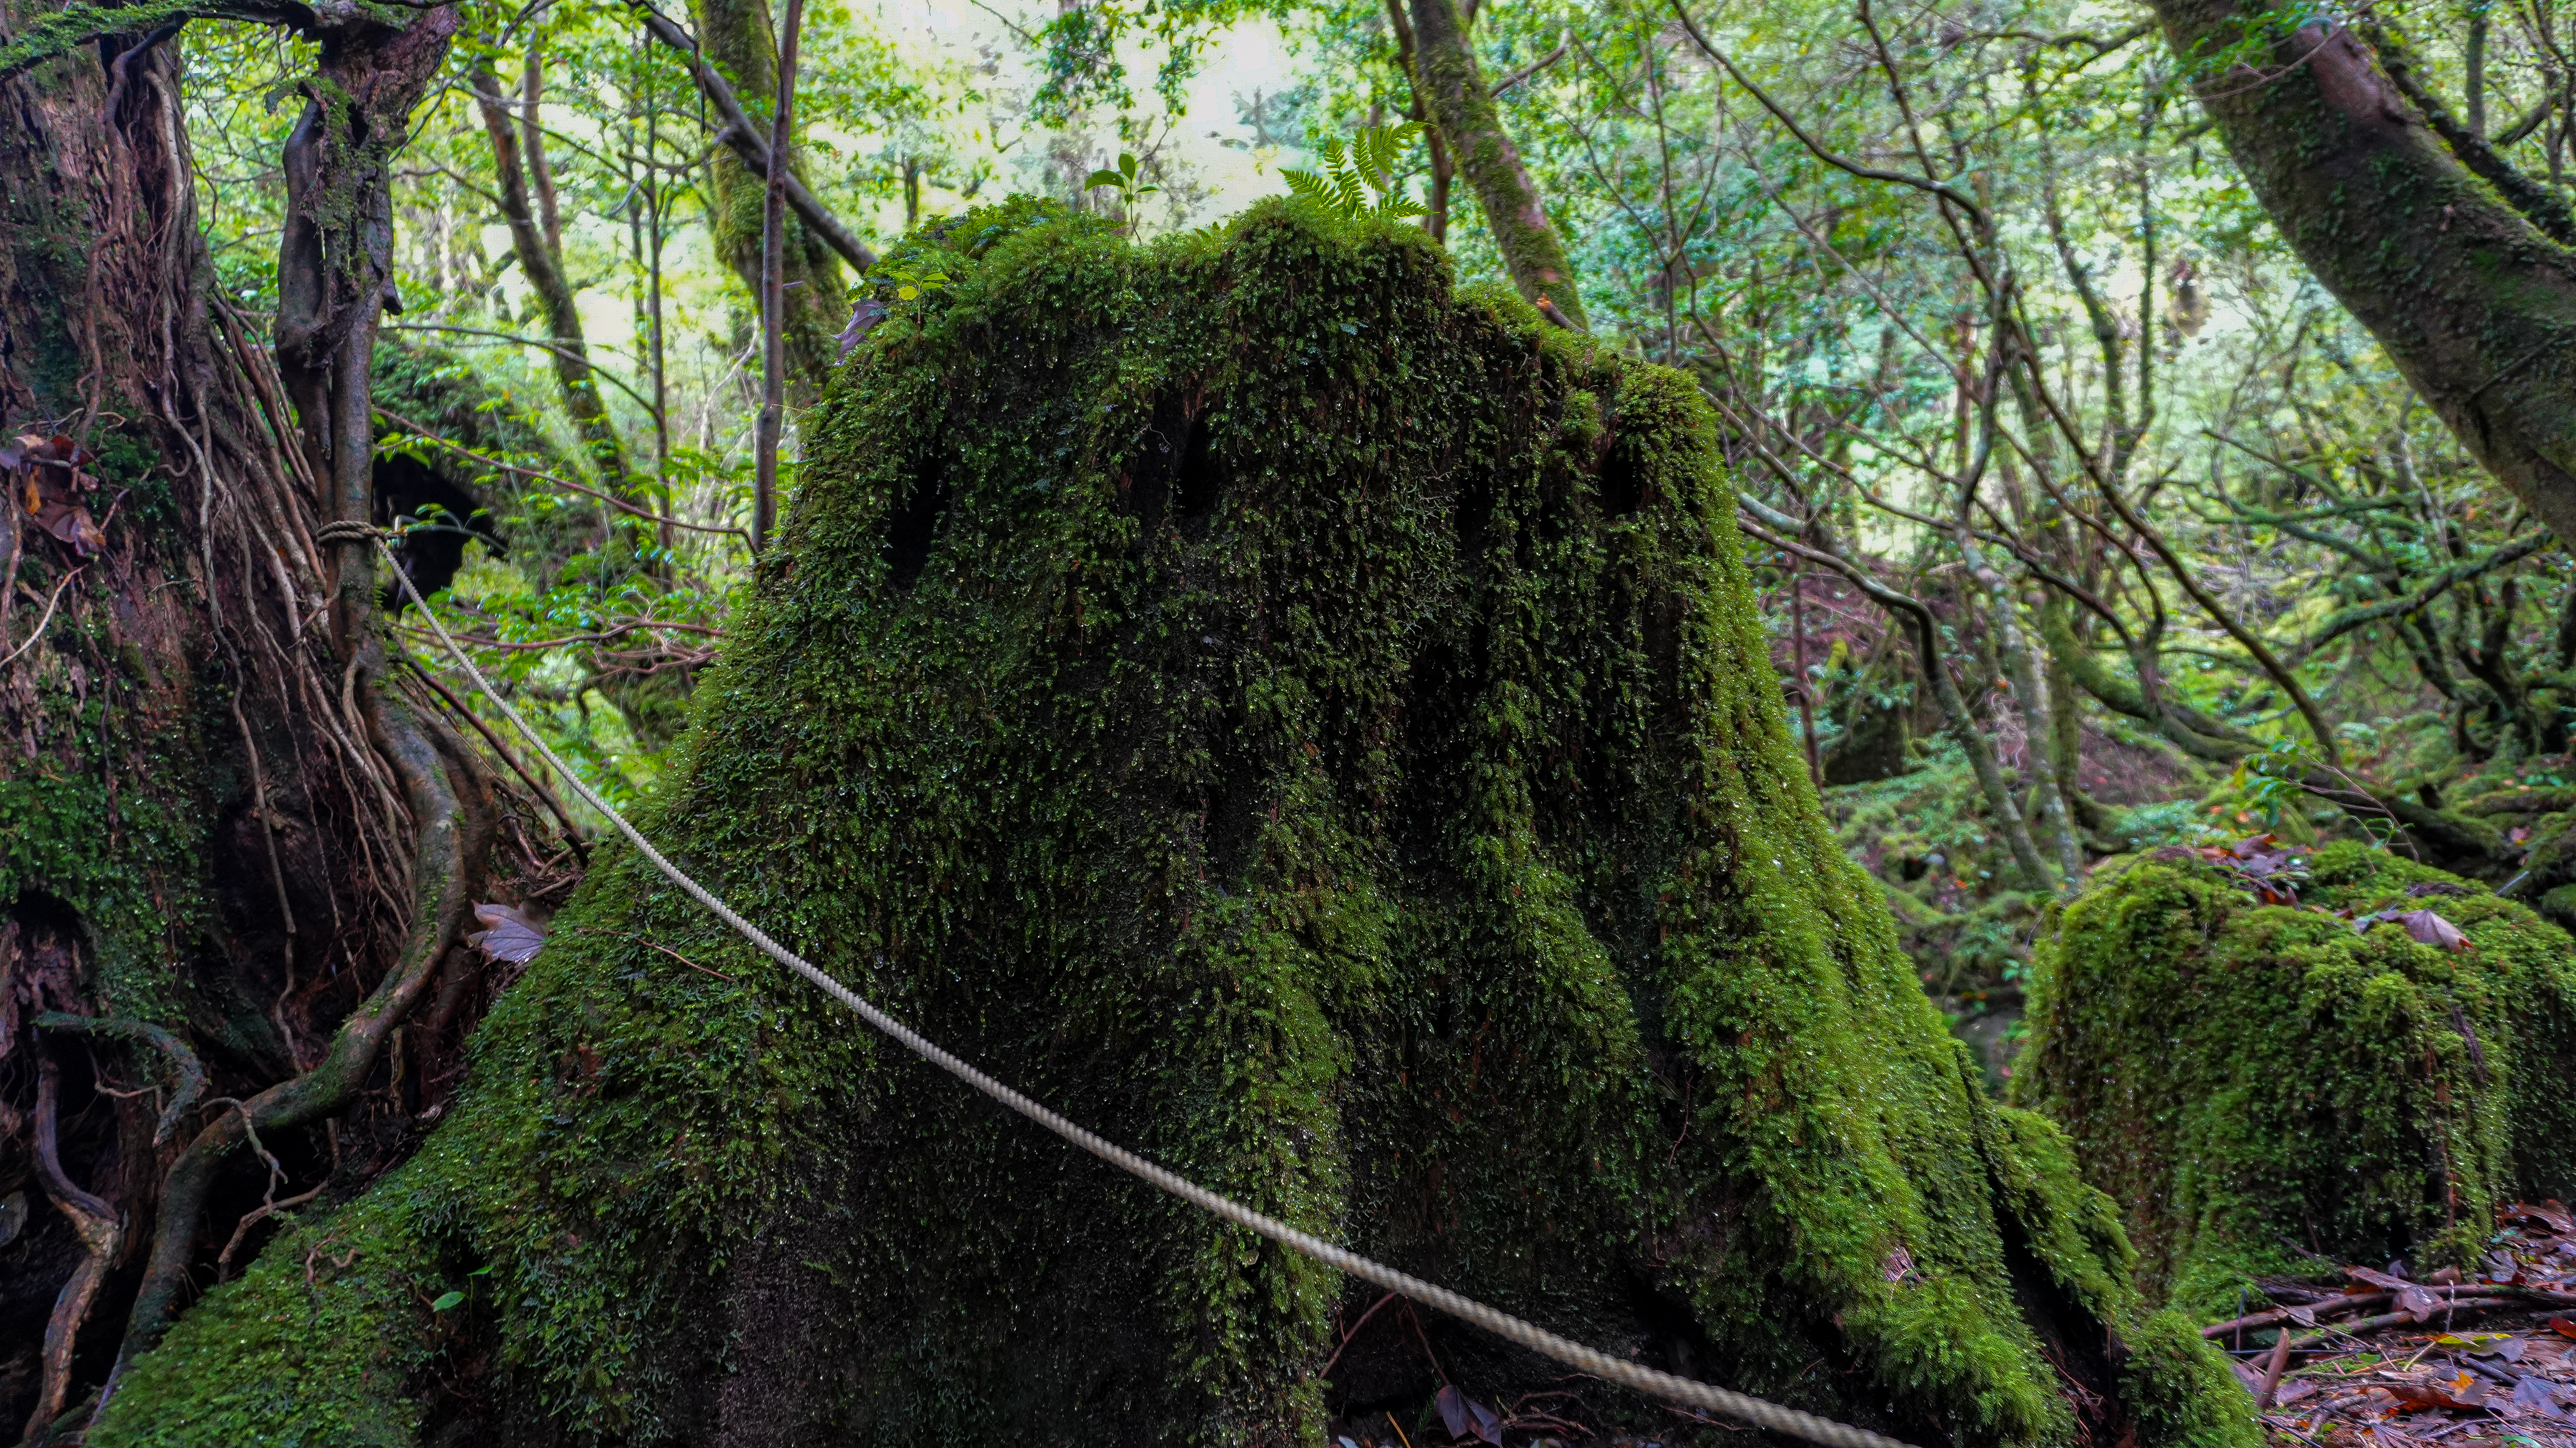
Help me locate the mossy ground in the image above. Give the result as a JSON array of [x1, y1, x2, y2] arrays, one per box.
[[2014, 840, 2576, 1317], [102, 200, 2252, 1447]]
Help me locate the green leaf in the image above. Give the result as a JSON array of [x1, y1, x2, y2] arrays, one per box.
[[432, 1290, 467, 1312], [1083, 168, 1125, 190]]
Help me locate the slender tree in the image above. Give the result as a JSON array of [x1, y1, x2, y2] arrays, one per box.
[[1403, 0, 1588, 328]]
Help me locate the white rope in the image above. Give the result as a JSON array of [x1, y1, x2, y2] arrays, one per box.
[[376, 535, 1925, 1448]]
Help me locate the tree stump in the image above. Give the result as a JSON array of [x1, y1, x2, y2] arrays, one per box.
[[2017, 840, 2576, 1315]]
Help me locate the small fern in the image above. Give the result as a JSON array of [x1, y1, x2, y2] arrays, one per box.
[[1282, 122, 1429, 221]]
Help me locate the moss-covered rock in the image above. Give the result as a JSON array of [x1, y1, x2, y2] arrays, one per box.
[[99, 200, 2252, 1447], [2014, 841, 2576, 1317]]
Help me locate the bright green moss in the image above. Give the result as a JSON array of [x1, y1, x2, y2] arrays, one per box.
[[104, 200, 2250, 1446], [98, 1201, 443, 1447], [2014, 841, 2576, 1317]]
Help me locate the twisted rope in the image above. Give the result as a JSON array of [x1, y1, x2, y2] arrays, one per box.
[[374, 532, 1924, 1448]]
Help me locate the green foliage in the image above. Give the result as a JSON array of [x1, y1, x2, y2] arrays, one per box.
[[1281, 122, 1428, 221], [2015, 842, 2576, 1314], [863, 250, 954, 309], [104, 198, 2242, 1448]]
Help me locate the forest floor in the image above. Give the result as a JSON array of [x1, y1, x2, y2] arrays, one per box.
[[2230, 1203, 2576, 1445]]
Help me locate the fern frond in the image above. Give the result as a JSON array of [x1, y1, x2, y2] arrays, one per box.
[[1330, 163, 1367, 218], [1282, 168, 1338, 209], [1281, 123, 1431, 223]]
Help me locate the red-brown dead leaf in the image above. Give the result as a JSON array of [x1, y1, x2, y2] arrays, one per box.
[[2398, 908, 2469, 952], [31, 500, 104, 555], [2514, 1202, 2576, 1234], [2386, 1373, 2488, 1411]]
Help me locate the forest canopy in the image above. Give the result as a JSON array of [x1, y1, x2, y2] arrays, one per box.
[[5, 0, 2576, 1439]]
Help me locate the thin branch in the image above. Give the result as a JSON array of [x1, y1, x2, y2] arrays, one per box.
[[372, 406, 749, 541], [1669, 0, 1989, 231], [2298, 532, 2552, 657], [0, 568, 83, 668], [381, 322, 664, 423], [1490, 30, 1568, 95], [625, 0, 877, 272]]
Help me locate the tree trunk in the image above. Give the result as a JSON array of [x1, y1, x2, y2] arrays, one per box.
[[1404, 0, 1587, 329], [2143, 1, 2576, 545], [0, 4, 518, 1433], [693, 0, 846, 394], [470, 64, 632, 483], [97, 201, 2252, 1448]]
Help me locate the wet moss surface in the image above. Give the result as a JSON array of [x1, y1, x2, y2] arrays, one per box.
[[101, 200, 2252, 1447], [2015, 841, 2576, 1318]]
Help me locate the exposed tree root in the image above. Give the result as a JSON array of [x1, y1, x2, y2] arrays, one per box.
[[23, 1057, 121, 1448], [99, 678, 489, 1410]]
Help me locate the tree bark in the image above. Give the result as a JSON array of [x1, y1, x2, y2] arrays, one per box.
[[1404, 0, 1586, 329], [471, 64, 631, 483], [2143, 1, 2576, 545], [0, 2, 507, 1431], [692, 0, 846, 393]]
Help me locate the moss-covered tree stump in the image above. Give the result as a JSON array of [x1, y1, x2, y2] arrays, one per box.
[[2015, 841, 2576, 1316], [97, 202, 2249, 1447]]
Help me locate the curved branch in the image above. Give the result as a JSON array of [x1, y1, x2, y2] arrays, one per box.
[[2034, 599, 2255, 763], [1489, 30, 1568, 96], [381, 323, 663, 426], [35, 1012, 207, 1145], [104, 685, 488, 1405], [374, 406, 749, 540], [25, 1056, 120, 1444], [2296, 532, 2551, 658], [1667, 1, 1989, 231], [0, 0, 307, 81]]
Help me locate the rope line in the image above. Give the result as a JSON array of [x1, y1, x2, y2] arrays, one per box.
[[375, 535, 1923, 1448]]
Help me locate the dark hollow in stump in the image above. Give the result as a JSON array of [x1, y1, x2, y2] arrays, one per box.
[[2015, 841, 2576, 1318], [99, 201, 2253, 1448]]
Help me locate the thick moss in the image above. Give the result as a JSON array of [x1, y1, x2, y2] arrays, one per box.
[[102, 200, 2252, 1447], [2014, 841, 2576, 1316]]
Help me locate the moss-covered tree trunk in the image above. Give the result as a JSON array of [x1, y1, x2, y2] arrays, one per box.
[[1404, 0, 1586, 330], [694, 0, 845, 394], [102, 203, 2252, 1448], [2143, 0, 2576, 544], [469, 64, 632, 482]]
